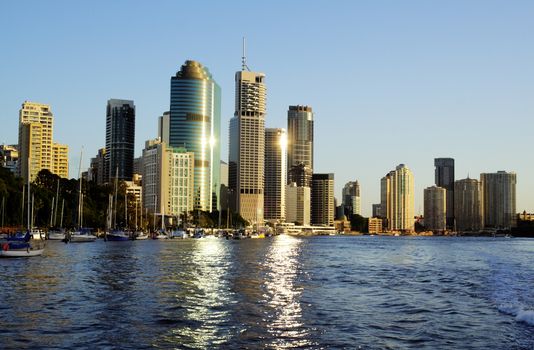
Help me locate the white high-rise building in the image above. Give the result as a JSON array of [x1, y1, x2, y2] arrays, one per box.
[[381, 164, 414, 232], [424, 186, 446, 232], [229, 64, 267, 226], [142, 139, 194, 220], [286, 182, 310, 226]]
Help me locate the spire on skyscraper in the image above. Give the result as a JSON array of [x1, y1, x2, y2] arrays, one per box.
[[242, 37, 250, 71]]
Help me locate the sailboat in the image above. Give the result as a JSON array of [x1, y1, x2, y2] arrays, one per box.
[[1, 161, 45, 257], [106, 168, 130, 241], [133, 201, 148, 240], [48, 180, 66, 240], [68, 150, 96, 243]]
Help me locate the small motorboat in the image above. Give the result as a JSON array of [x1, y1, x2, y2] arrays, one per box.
[[134, 231, 149, 240], [0, 241, 45, 258], [68, 228, 97, 243], [48, 229, 66, 241], [106, 230, 131, 241], [169, 229, 187, 239]]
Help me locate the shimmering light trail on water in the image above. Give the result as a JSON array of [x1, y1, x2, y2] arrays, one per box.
[[1, 236, 533, 349]]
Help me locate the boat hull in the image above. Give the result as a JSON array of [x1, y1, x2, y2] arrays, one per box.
[[69, 235, 97, 243], [0, 248, 44, 258], [48, 233, 66, 240], [106, 235, 130, 241]]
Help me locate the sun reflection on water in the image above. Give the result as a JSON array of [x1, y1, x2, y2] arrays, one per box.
[[157, 238, 235, 348], [263, 234, 311, 349]]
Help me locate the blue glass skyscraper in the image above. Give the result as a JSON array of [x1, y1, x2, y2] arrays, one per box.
[[170, 60, 221, 212]]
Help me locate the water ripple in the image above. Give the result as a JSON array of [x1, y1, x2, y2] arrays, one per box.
[[1, 236, 533, 349]]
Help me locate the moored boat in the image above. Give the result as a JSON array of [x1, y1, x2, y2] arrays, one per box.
[[169, 229, 186, 239], [0, 241, 45, 258], [68, 228, 97, 243], [106, 230, 131, 241]]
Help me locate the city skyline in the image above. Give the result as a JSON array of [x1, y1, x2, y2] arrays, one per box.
[[1, 1, 533, 216]]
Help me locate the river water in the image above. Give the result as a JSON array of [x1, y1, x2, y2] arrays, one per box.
[[1, 235, 533, 349]]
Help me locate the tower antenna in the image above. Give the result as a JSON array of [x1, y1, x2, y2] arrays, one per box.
[[242, 37, 250, 71]]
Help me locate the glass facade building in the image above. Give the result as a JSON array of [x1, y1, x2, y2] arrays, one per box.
[[434, 158, 455, 229], [170, 60, 221, 212], [105, 99, 135, 182], [287, 105, 314, 184]]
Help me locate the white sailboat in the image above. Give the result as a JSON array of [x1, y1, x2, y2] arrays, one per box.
[[1, 160, 45, 257], [69, 150, 96, 243]]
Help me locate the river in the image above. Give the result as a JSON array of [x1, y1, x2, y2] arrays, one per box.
[[1, 235, 533, 349]]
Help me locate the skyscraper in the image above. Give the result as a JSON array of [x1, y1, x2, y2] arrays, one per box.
[[454, 178, 483, 231], [18, 101, 69, 182], [170, 60, 221, 212], [229, 61, 266, 225], [105, 99, 135, 183], [480, 171, 517, 229], [286, 182, 311, 225], [381, 164, 414, 232], [142, 139, 194, 219], [342, 180, 361, 216], [424, 186, 446, 232], [264, 128, 287, 222], [434, 158, 454, 228], [287, 105, 314, 184], [311, 173, 335, 226]]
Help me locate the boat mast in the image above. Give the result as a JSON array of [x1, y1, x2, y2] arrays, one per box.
[[113, 167, 118, 229], [49, 196, 55, 227], [60, 199, 64, 228], [27, 158, 31, 232], [153, 194, 157, 232], [1, 196, 5, 228], [77, 149, 83, 228], [54, 179, 60, 226], [124, 193, 128, 230], [21, 185, 25, 228]]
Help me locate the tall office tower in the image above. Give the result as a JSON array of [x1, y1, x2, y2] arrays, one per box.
[[158, 111, 170, 145], [228, 57, 266, 225], [142, 139, 194, 219], [89, 148, 106, 185], [0, 144, 19, 174], [286, 182, 311, 225], [454, 178, 483, 231], [342, 180, 361, 216], [18, 101, 69, 182], [170, 60, 221, 212], [435, 158, 455, 228], [264, 128, 287, 222], [380, 164, 415, 232], [105, 99, 135, 183], [480, 171, 517, 229], [311, 173, 334, 226], [287, 105, 314, 184], [424, 186, 446, 232]]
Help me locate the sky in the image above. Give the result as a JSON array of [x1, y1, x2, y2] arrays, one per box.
[[1, 0, 533, 216]]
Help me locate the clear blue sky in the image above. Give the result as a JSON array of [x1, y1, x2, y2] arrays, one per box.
[[1, 0, 533, 216]]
